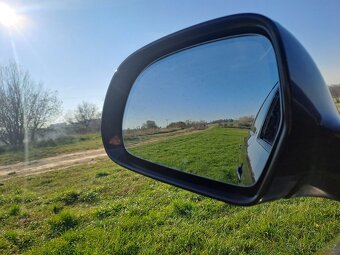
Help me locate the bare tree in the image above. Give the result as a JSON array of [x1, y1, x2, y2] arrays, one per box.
[[69, 102, 101, 132], [0, 63, 61, 146]]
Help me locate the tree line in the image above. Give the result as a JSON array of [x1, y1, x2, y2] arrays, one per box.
[[137, 120, 208, 130], [0, 63, 101, 147]]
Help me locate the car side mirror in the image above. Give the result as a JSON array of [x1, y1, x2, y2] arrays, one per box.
[[102, 13, 340, 205]]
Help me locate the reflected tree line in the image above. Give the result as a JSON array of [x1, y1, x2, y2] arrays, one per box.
[[124, 115, 254, 138], [329, 84, 340, 113], [125, 83, 340, 138], [329, 84, 340, 103]]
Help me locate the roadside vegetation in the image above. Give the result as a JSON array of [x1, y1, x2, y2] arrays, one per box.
[[0, 132, 102, 165], [0, 158, 339, 254], [0, 62, 103, 166]]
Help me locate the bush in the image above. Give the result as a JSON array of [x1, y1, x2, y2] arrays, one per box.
[[95, 171, 109, 178], [48, 212, 78, 236], [36, 139, 57, 147], [4, 230, 18, 243], [3, 230, 33, 250], [173, 200, 194, 217], [0, 146, 6, 154], [80, 191, 98, 204], [51, 203, 63, 214], [59, 191, 79, 205], [95, 204, 124, 220], [8, 204, 20, 216], [36, 136, 76, 148]]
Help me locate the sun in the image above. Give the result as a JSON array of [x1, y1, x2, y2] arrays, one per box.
[[0, 3, 18, 27]]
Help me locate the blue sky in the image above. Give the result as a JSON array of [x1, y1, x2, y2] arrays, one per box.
[[0, 0, 339, 120], [124, 35, 278, 128]]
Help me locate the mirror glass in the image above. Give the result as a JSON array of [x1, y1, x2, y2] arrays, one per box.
[[123, 34, 280, 186]]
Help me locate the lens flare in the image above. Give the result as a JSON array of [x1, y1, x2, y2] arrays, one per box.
[[0, 3, 18, 27]]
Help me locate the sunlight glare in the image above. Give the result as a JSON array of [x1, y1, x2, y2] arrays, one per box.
[[0, 3, 18, 27]]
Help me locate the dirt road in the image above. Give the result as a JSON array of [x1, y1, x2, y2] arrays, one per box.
[[0, 149, 107, 180], [0, 128, 211, 181]]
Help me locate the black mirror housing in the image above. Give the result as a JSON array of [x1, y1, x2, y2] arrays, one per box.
[[102, 13, 340, 205]]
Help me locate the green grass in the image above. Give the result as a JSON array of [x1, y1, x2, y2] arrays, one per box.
[[130, 127, 251, 185], [0, 132, 102, 165], [0, 158, 339, 254]]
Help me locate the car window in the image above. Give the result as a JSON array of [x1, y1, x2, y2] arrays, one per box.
[[251, 83, 279, 142]]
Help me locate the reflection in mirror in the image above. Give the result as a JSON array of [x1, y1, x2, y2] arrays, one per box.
[[329, 84, 340, 113], [123, 34, 280, 186]]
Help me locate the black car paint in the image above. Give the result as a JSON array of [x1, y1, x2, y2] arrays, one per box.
[[101, 14, 340, 205], [262, 24, 340, 202]]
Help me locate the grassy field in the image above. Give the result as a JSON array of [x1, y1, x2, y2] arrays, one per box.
[[0, 133, 102, 165], [0, 158, 339, 254], [129, 127, 252, 185], [0, 127, 339, 254]]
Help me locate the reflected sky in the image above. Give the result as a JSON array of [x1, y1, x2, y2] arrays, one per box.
[[124, 34, 279, 129]]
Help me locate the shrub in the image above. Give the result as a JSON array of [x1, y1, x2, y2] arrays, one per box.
[[4, 230, 18, 243], [9, 204, 20, 216], [0, 146, 6, 154], [48, 212, 78, 236], [36, 139, 57, 147], [3, 230, 33, 250], [95, 171, 109, 178], [35, 136, 77, 148], [95, 204, 123, 220], [80, 191, 98, 204], [173, 200, 194, 217], [59, 191, 80, 205], [51, 203, 63, 214]]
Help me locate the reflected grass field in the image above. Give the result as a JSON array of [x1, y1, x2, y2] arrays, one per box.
[[129, 127, 252, 185]]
